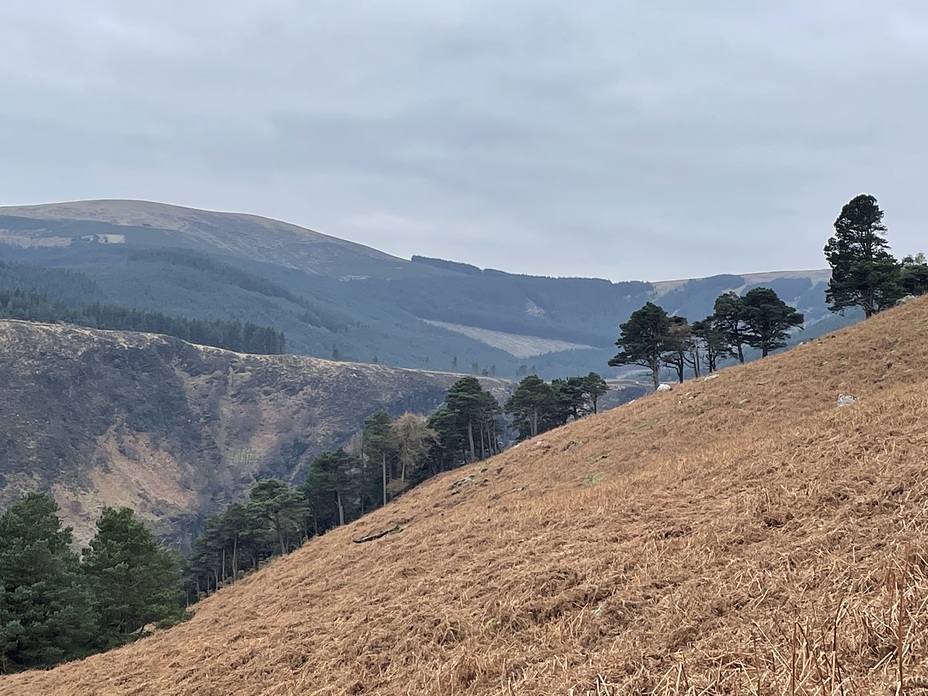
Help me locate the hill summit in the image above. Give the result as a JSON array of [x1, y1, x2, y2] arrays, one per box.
[[3, 298, 928, 694]]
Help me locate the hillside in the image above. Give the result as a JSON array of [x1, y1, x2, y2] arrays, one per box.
[[0, 320, 507, 550], [0, 199, 409, 278], [5, 297, 927, 694], [0, 200, 844, 379]]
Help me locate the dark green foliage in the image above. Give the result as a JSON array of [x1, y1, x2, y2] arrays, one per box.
[[302, 450, 360, 532], [711, 292, 750, 364], [0, 259, 100, 304], [550, 378, 585, 425], [247, 480, 309, 557], [506, 376, 557, 440], [127, 249, 348, 333], [505, 373, 608, 441], [82, 507, 183, 647], [660, 316, 695, 383], [824, 194, 902, 317], [690, 318, 732, 373], [0, 288, 285, 354], [609, 302, 674, 390], [574, 372, 609, 415], [442, 377, 501, 464], [427, 407, 467, 472], [362, 412, 398, 508], [740, 288, 804, 357], [0, 493, 97, 673], [901, 254, 928, 296]]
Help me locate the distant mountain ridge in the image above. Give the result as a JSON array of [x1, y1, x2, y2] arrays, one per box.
[[0, 199, 847, 379], [0, 199, 409, 277]]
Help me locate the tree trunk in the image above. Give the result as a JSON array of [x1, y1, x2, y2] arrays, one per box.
[[276, 520, 287, 557], [737, 344, 745, 363], [382, 451, 388, 506], [466, 419, 476, 463], [336, 490, 345, 526], [232, 534, 239, 581]]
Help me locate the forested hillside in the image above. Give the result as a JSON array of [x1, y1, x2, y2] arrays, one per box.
[[0, 200, 844, 379]]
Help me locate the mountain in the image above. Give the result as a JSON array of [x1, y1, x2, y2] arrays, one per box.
[[4, 296, 925, 695], [0, 200, 848, 380], [0, 319, 507, 551], [0, 199, 412, 278]]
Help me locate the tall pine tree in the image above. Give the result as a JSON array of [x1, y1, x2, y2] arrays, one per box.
[[824, 194, 902, 317]]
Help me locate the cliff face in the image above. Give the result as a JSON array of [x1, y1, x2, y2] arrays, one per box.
[[0, 320, 505, 549]]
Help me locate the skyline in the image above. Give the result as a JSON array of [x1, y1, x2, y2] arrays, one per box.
[[2, 2, 926, 281]]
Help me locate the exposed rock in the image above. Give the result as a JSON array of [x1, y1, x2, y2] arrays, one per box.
[[656, 383, 673, 392], [837, 394, 857, 407]]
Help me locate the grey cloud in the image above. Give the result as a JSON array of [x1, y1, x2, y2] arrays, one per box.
[[1, 1, 927, 281]]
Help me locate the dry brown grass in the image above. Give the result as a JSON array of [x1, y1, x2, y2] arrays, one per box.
[[5, 298, 928, 695]]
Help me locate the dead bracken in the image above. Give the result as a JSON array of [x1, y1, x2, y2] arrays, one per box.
[[3, 298, 928, 695]]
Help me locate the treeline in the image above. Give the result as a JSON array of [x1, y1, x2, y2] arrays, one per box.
[[186, 373, 609, 599], [611, 288, 804, 389], [609, 194, 928, 391], [505, 373, 608, 440], [0, 494, 184, 673], [187, 409, 450, 599], [0, 288, 286, 354], [2, 377, 611, 670]]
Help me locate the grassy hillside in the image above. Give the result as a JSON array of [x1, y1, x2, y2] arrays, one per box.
[[6, 297, 927, 694]]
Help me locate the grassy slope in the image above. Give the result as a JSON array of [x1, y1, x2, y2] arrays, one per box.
[[4, 300, 927, 695]]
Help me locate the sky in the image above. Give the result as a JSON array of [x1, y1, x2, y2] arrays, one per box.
[[1, 1, 927, 282]]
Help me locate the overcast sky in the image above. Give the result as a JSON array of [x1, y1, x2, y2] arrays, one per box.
[[1, 1, 926, 281]]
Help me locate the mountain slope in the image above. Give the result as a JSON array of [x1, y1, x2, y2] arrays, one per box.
[[0, 199, 414, 278], [6, 297, 927, 694], [0, 199, 843, 379], [0, 320, 507, 550]]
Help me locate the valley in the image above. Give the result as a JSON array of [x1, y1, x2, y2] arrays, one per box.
[[2, 288, 925, 695]]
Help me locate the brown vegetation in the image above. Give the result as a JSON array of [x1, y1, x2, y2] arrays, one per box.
[[4, 299, 928, 694]]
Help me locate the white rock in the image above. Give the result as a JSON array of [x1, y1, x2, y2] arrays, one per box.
[[656, 383, 672, 392], [836, 394, 857, 407]]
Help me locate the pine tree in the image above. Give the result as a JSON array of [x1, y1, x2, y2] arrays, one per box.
[[741, 287, 804, 357], [246, 480, 309, 557], [82, 507, 182, 647], [0, 494, 97, 672], [824, 194, 902, 317], [609, 302, 674, 390], [711, 292, 750, 363], [505, 376, 556, 440]]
